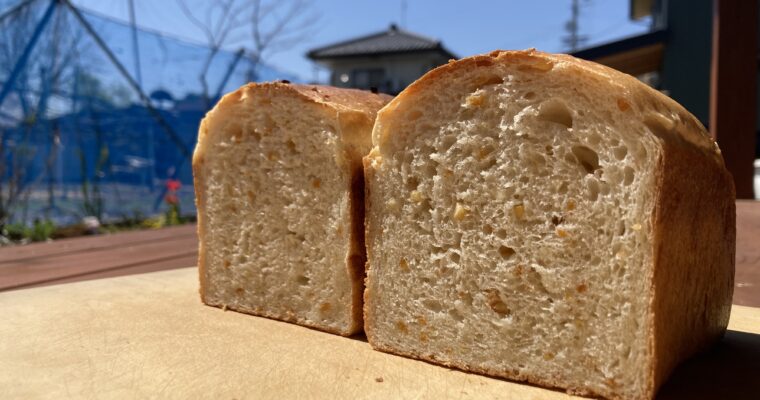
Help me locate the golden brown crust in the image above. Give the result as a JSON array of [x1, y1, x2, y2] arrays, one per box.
[[648, 131, 735, 396], [194, 82, 391, 335], [193, 119, 209, 302]]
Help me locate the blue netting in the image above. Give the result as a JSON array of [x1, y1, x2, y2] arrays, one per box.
[[0, 0, 296, 226]]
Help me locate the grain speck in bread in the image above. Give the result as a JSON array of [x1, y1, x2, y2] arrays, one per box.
[[363, 50, 735, 399], [194, 82, 390, 336]]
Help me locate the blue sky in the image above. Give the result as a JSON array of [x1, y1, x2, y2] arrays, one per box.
[[72, 0, 651, 82]]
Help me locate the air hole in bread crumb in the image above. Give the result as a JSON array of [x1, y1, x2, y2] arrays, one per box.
[[439, 134, 457, 152], [476, 144, 496, 160], [396, 321, 408, 333], [476, 75, 504, 87], [485, 289, 511, 317], [538, 99, 573, 128], [613, 146, 628, 160], [311, 178, 321, 188], [556, 181, 569, 195], [458, 291, 474, 306], [587, 179, 600, 201], [518, 59, 554, 72], [448, 308, 465, 322], [482, 224, 493, 234], [498, 246, 516, 259], [524, 91, 536, 100], [572, 146, 600, 174], [223, 259, 231, 268], [449, 252, 461, 264], [296, 275, 310, 285], [617, 220, 626, 235], [399, 258, 410, 272], [475, 59, 494, 67], [426, 161, 439, 176], [406, 176, 420, 190], [285, 139, 297, 153], [423, 299, 443, 313], [623, 166, 635, 186], [228, 123, 243, 142], [496, 228, 507, 239]]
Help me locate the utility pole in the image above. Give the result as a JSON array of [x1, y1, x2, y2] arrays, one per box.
[[563, 0, 588, 52]]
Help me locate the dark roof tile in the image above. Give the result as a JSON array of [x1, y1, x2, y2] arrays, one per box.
[[307, 24, 456, 59]]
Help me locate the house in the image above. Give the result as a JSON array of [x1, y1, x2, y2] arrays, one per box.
[[307, 24, 456, 95]]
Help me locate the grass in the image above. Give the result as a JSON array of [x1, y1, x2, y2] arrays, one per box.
[[1, 212, 196, 245]]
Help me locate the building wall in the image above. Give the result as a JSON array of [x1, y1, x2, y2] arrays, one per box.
[[323, 51, 450, 94], [659, 0, 713, 127]]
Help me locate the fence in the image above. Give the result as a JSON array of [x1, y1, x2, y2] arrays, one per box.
[[0, 0, 294, 227]]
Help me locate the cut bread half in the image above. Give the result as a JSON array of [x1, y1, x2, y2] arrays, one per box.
[[194, 82, 390, 336], [363, 50, 735, 399]]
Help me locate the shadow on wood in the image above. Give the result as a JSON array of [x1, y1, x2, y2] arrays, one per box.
[[658, 329, 760, 399]]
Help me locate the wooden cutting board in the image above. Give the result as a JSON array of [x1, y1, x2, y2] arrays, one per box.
[[1, 268, 759, 399]]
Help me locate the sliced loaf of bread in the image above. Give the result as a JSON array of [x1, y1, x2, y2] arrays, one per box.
[[363, 50, 735, 399], [194, 82, 390, 335]]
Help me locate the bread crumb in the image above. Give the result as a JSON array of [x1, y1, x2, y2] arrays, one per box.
[[386, 199, 399, 211], [513, 204, 525, 220], [466, 93, 484, 107], [375, 377, 384, 383], [485, 289, 511, 317], [454, 203, 467, 221]]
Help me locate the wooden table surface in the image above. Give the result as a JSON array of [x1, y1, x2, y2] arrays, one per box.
[[0, 201, 758, 307], [0, 224, 197, 291], [1, 268, 758, 400]]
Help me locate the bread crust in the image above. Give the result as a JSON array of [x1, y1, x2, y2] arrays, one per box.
[[194, 82, 390, 336], [364, 50, 735, 398]]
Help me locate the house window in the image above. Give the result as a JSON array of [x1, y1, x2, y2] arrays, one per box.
[[352, 68, 385, 89]]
